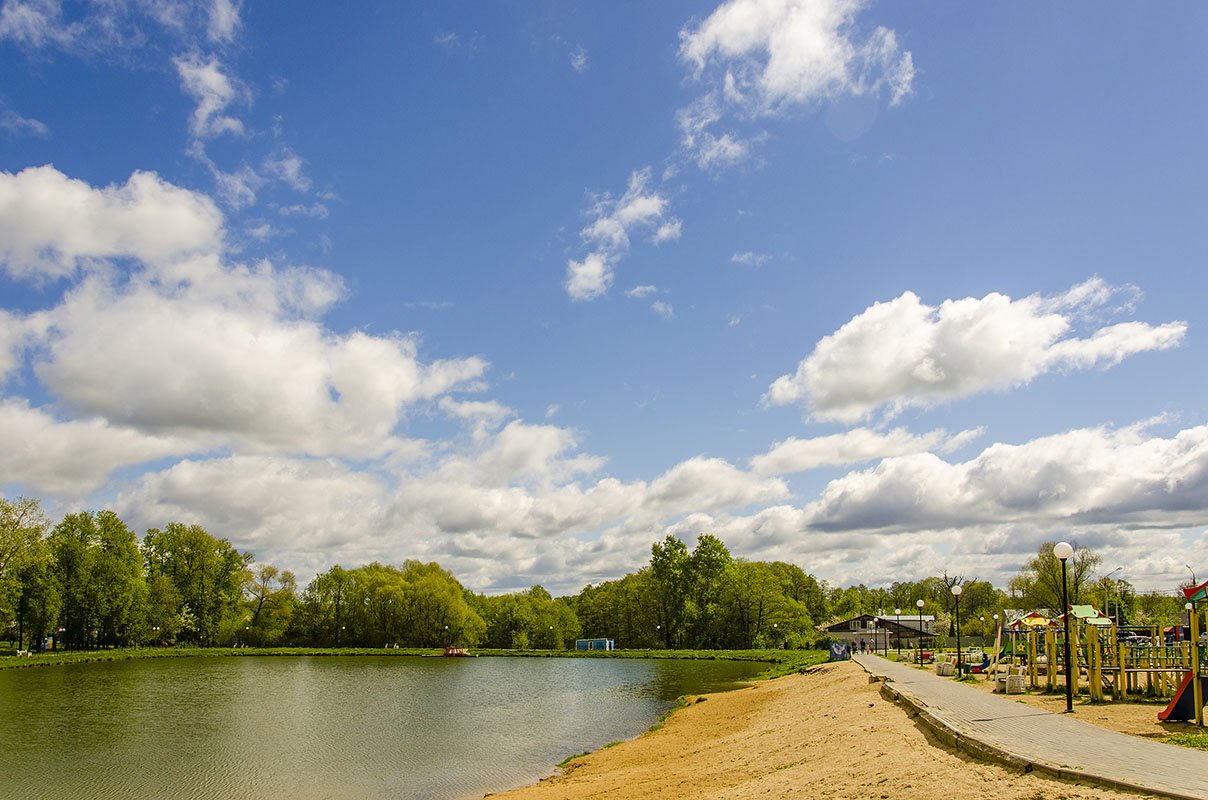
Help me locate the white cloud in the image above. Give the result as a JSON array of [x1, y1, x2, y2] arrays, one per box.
[[278, 202, 330, 219], [210, 162, 262, 209], [676, 0, 913, 169], [264, 146, 311, 192], [625, 284, 658, 298], [765, 279, 1187, 423], [804, 420, 1208, 534], [565, 168, 681, 301], [0, 99, 49, 137], [0, 0, 76, 49], [0, 399, 195, 495], [115, 455, 392, 572], [751, 426, 983, 475], [655, 219, 683, 243], [33, 273, 485, 457], [565, 252, 612, 302], [207, 0, 240, 43], [680, 0, 915, 111], [652, 301, 674, 319], [0, 166, 487, 459], [569, 44, 588, 72], [0, 165, 224, 280], [175, 53, 247, 139], [731, 250, 769, 266]]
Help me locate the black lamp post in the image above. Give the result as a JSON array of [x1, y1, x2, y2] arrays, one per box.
[[895, 608, 901, 656], [1055, 541, 1074, 713], [952, 584, 964, 677], [916, 599, 925, 666]]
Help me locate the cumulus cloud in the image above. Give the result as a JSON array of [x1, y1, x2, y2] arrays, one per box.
[[680, 0, 914, 111], [765, 279, 1187, 423], [565, 168, 681, 301], [0, 399, 196, 495], [803, 420, 1208, 534], [625, 284, 658, 298], [0, 166, 487, 460], [115, 455, 392, 573], [0, 165, 224, 280], [751, 426, 983, 475], [676, 0, 913, 169], [652, 300, 675, 319], [106, 419, 790, 591], [659, 420, 1208, 591], [175, 53, 247, 139]]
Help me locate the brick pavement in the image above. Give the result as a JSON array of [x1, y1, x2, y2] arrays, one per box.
[[854, 653, 1208, 800]]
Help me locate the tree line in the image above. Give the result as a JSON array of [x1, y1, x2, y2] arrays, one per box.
[[0, 497, 1193, 652]]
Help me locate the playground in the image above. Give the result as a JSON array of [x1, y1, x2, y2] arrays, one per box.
[[884, 581, 1208, 734]]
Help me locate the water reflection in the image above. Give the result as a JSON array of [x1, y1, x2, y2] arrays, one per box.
[[0, 656, 760, 800]]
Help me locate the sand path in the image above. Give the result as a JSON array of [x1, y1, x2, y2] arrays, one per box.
[[489, 661, 1155, 799]]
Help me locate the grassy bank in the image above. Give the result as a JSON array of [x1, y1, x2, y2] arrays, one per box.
[[0, 645, 828, 677]]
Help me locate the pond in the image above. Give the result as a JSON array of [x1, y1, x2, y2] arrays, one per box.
[[0, 655, 763, 799]]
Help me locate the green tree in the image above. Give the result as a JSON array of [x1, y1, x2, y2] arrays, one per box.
[[650, 535, 690, 648], [685, 534, 732, 649], [0, 497, 50, 641], [1009, 542, 1101, 612], [142, 522, 252, 645]]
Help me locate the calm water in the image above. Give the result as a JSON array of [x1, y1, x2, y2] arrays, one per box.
[[0, 655, 762, 800]]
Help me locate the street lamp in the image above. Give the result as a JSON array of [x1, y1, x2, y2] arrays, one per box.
[[916, 599, 925, 666], [1054, 541, 1075, 713], [1102, 567, 1122, 621], [952, 585, 964, 677], [1188, 565, 1198, 586], [895, 608, 901, 656], [1188, 601, 1203, 726]]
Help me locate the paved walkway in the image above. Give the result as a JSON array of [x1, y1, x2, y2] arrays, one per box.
[[855, 653, 1208, 799]]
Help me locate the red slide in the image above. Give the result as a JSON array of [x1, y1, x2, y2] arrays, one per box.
[[1158, 672, 1199, 722]]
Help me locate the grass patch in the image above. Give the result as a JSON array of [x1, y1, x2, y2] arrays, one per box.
[[1166, 733, 1208, 751], [0, 645, 830, 677]]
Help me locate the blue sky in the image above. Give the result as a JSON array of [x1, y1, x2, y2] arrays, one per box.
[[2, 1, 1206, 595]]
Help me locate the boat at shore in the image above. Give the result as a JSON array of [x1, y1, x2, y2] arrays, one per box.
[[422, 645, 478, 657]]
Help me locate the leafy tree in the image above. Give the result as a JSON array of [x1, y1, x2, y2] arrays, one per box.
[[650, 535, 690, 648], [142, 522, 252, 645], [0, 497, 50, 641], [1009, 541, 1101, 612], [686, 534, 732, 648], [243, 564, 297, 646]]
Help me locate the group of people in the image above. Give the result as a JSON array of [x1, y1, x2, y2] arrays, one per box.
[[853, 639, 878, 654]]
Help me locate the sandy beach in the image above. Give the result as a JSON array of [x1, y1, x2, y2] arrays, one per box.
[[490, 661, 1156, 799]]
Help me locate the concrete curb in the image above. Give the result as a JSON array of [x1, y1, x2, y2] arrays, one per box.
[[872, 674, 1197, 800]]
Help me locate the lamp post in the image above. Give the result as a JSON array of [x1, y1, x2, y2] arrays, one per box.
[[1186, 601, 1202, 726], [1188, 565, 1198, 586], [952, 585, 964, 677], [1054, 541, 1075, 713], [895, 608, 901, 656], [1102, 567, 1122, 622], [916, 599, 925, 666]]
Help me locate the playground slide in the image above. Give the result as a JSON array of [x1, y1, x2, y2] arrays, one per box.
[[968, 651, 1007, 674], [1157, 672, 1208, 722]]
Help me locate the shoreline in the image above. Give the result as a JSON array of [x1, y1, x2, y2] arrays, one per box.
[[0, 645, 827, 675], [489, 660, 1147, 799]]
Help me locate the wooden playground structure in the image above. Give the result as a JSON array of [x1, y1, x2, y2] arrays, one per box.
[[984, 591, 1208, 725]]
